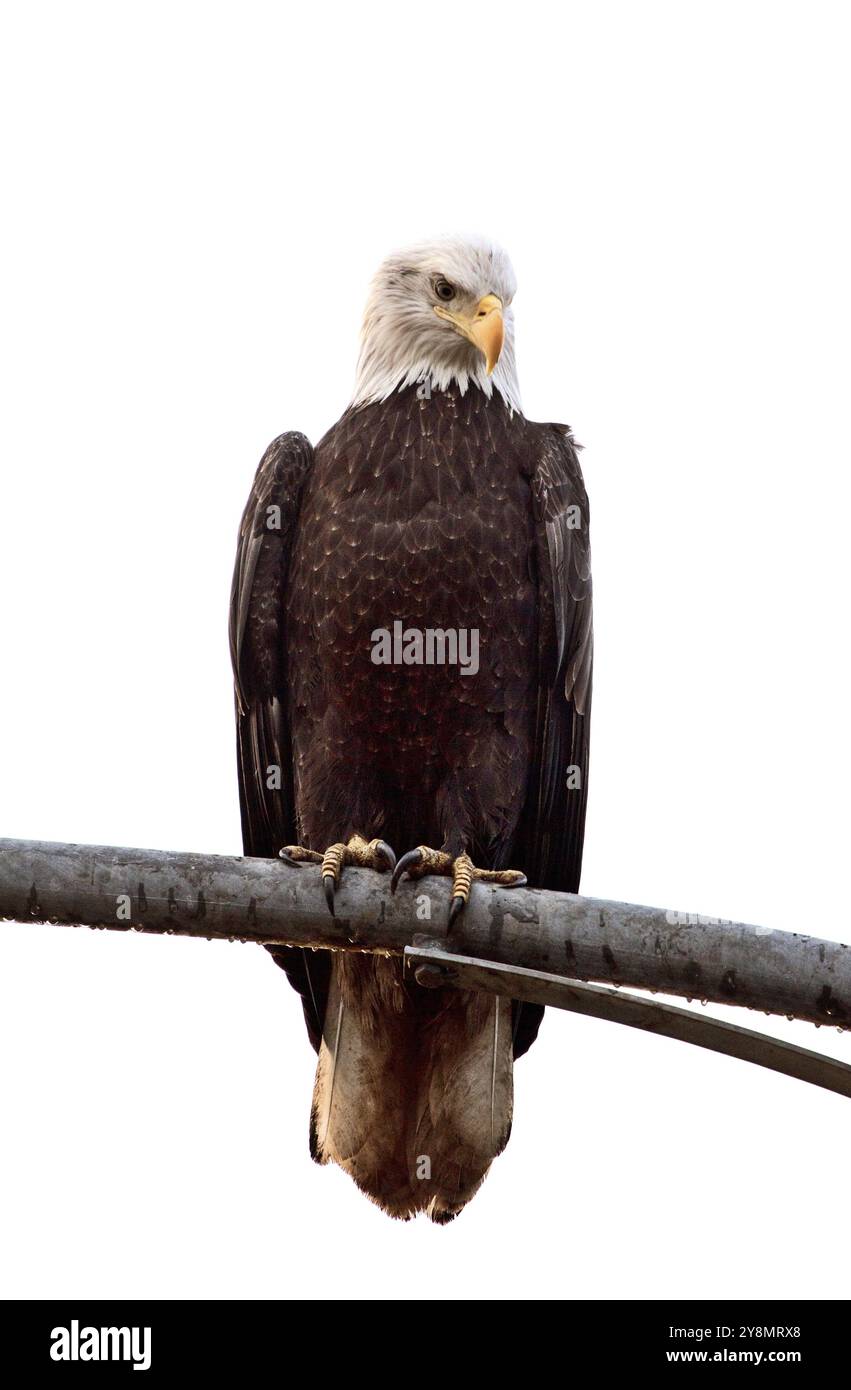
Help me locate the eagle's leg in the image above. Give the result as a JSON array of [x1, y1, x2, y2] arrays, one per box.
[[281, 834, 396, 916], [390, 848, 526, 925]]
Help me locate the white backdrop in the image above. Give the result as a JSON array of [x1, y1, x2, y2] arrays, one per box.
[[1, 1, 849, 1300]]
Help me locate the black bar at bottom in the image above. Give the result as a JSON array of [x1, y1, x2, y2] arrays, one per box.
[[0, 1300, 843, 1375]]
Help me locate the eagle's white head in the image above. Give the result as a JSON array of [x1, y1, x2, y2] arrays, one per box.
[[351, 234, 522, 414]]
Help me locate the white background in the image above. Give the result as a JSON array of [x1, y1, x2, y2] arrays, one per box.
[[1, 1, 849, 1300]]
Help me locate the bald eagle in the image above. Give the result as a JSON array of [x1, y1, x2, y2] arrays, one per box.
[[230, 236, 592, 1222]]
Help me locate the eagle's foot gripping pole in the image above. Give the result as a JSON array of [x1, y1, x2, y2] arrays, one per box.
[[280, 835, 396, 917], [390, 847, 526, 925]]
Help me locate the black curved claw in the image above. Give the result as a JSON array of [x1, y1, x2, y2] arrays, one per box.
[[278, 850, 302, 868], [373, 840, 397, 872], [448, 895, 466, 927], [390, 847, 423, 894], [323, 874, 337, 917]]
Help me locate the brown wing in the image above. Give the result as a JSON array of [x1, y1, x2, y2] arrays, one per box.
[[522, 421, 593, 889], [512, 422, 593, 1056], [229, 430, 329, 1049]]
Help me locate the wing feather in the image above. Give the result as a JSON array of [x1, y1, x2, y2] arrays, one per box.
[[513, 422, 593, 1057], [229, 431, 330, 1049]]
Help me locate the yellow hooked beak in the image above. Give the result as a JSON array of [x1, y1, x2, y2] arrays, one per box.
[[434, 292, 505, 374]]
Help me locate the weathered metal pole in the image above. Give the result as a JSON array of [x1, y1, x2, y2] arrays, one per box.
[[1, 837, 849, 1031]]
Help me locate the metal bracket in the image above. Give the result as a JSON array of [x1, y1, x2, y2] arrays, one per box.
[[404, 943, 851, 1101]]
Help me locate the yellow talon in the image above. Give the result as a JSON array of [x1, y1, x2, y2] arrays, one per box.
[[451, 853, 474, 906], [321, 843, 346, 886]]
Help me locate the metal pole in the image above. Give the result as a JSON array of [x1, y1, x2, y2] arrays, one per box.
[[2, 837, 849, 1031]]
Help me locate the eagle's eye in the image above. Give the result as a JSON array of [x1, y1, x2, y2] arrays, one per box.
[[433, 278, 455, 302]]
